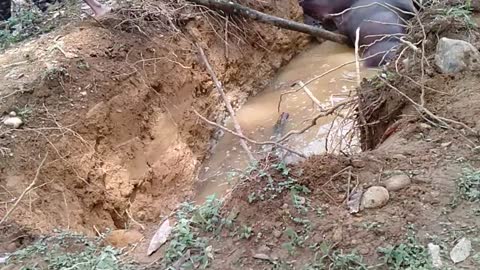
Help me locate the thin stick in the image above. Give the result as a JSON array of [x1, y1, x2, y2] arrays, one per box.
[[196, 44, 255, 161], [276, 98, 354, 143], [193, 110, 306, 158], [354, 27, 362, 87], [293, 81, 323, 110], [278, 60, 357, 112], [0, 153, 48, 225]]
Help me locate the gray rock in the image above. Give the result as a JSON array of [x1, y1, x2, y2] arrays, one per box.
[[253, 253, 271, 261], [360, 186, 390, 209], [450, 237, 471, 263], [435, 37, 480, 74], [383, 174, 411, 191], [428, 243, 443, 268], [0, 256, 7, 264]]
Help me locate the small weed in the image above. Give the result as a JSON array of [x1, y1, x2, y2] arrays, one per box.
[[304, 243, 368, 270], [291, 192, 309, 215], [378, 227, 431, 270], [315, 206, 325, 218], [76, 59, 90, 71], [248, 192, 256, 203], [163, 196, 222, 269], [282, 227, 306, 255], [44, 66, 69, 82], [6, 231, 132, 270], [289, 214, 312, 231], [14, 105, 32, 121], [440, 3, 475, 27], [456, 167, 480, 202], [192, 194, 222, 232], [239, 225, 253, 240], [0, 10, 54, 50], [361, 221, 382, 231]]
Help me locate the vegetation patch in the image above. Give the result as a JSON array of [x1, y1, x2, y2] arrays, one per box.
[[5, 230, 133, 270]]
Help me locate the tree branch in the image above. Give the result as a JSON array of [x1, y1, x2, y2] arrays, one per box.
[[187, 0, 349, 45]]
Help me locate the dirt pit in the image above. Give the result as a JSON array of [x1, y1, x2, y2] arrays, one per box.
[[2, 0, 480, 269], [0, 0, 308, 241]]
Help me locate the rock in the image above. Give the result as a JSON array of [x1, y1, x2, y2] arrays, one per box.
[[3, 116, 23, 129], [105, 229, 143, 248], [360, 186, 390, 209], [273, 229, 282, 238], [253, 253, 271, 261], [383, 174, 411, 191], [347, 187, 363, 214], [0, 256, 7, 264], [450, 237, 471, 263], [147, 218, 172, 256], [419, 123, 431, 129], [435, 37, 480, 74], [428, 243, 442, 268]]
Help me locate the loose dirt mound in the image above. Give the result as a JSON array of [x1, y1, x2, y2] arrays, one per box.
[[0, 0, 308, 244]]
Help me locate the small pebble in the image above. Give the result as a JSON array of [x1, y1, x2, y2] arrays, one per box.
[[3, 116, 23, 129], [253, 253, 271, 261], [361, 186, 390, 209], [428, 243, 442, 268]]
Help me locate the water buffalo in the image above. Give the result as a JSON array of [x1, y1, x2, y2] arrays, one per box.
[[300, 0, 417, 67]]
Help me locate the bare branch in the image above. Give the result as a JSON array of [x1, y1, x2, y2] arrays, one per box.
[[196, 44, 255, 161], [186, 0, 349, 44]]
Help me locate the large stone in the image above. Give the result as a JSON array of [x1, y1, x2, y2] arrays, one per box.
[[360, 186, 390, 209], [450, 237, 471, 264], [383, 174, 411, 191], [435, 37, 480, 74]]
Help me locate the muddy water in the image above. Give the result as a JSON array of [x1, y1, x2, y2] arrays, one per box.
[[194, 41, 374, 203]]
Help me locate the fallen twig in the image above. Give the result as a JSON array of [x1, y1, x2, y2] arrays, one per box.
[[276, 98, 355, 143], [196, 44, 255, 161], [193, 109, 305, 158]]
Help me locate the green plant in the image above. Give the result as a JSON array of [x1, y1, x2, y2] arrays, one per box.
[[304, 243, 368, 270], [282, 227, 306, 255], [361, 222, 382, 231], [14, 105, 32, 121], [239, 225, 253, 239], [192, 194, 222, 232], [378, 227, 431, 270], [456, 167, 480, 202], [6, 231, 132, 270], [0, 10, 52, 50], [440, 4, 475, 27], [164, 201, 215, 269], [44, 66, 69, 82], [292, 192, 309, 215]]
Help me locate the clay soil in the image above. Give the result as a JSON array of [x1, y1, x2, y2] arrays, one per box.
[[2, 0, 480, 269], [0, 0, 308, 257]]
